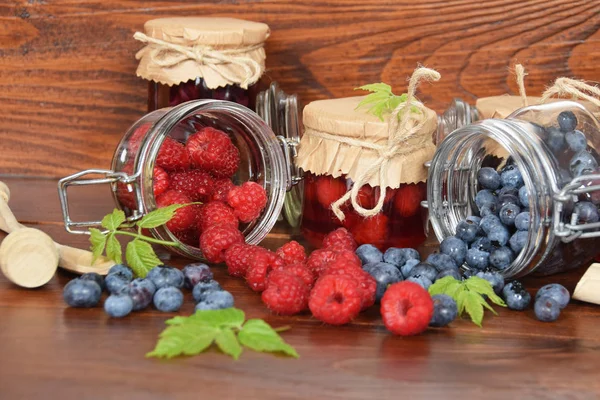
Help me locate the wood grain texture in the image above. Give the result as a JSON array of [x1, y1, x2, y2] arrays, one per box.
[[1, 177, 600, 399], [0, 1, 599, 177]]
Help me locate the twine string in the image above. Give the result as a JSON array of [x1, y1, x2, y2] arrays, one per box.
[[540, 77, 600, 108], [515, 64, 528, 107]]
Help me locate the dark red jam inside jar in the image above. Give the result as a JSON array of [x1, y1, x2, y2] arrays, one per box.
[[301, 172, 427, 250]]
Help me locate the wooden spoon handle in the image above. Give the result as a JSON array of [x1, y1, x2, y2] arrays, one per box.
[[0, 182, 20, 233]]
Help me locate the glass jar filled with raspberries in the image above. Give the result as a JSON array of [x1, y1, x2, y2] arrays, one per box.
[[135, 17, 269, 112], [428, 100, 600, 278]]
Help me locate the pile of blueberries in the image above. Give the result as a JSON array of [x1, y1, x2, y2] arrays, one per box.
[[63, 263, 234, 318]]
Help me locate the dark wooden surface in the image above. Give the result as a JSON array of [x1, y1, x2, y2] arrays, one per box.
[[1, 1, 600, 177], [0, 177, 599, 399]]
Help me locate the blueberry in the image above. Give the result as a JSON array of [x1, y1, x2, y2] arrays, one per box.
[[489, 246, 515, 270], [509, 231, 528, 253], [406, 275, 432, 290], [570, 150, 598, 177], [546, 126, 566, 153], [557, 110, 577, 132], [195, 290, 235, 311], [182, 263, 213, 289], [80, 272, 105, 291], [477, 167, 501, 190], [104, 294, 134, 318], [435, 268, 462, 281], [480, 214, 502, 234], [574, 201, 600, 223], [534, 296, 561, 322], [518, 186, 529, 209], [515, 212, 530, 231], [565, 130, 587, 152], [63, 278, 102, 308], [124, 278, 156, 311], [105, 273, 131, 294], [498, 194, 520, 209], [499, 203, 520, 227], [559, 168, 573, 186], [440, 236, 467, 266], [497, 187, 519, 198], [147, 265, 184, 289], [479, 204, 498, 217], [400, 259, 420, 278], [466, 215, 482, 225], [475, 189, 498, 210], [425, 253, 458, 272], [407, 262, 438, 282], [383, 248, 420, 268], [429, 294, 458, 327], [475, 269, 505, 295], [487, 224, 510, 247], [535, 283, 570, 309], [466, 248, 490, 270], [502, 281, 531, 311], [500, 165, 524, 189], [153, 287, 184, 312], [455, 219, 479, 243], [108, 264, 134, 281], [367, 262, 403, 301], [471, 237, 493, 252], [192, 280, 222, 303], [356, 244, 383, 265]]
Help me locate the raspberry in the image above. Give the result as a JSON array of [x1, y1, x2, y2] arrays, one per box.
[[210, 178, 235, 202], [276, 262, 315, 289], [322, 228, 357, 251], [351, 214, 389, 248], [156, 137, 190, 172], [276, 241, 307, 265], [315, 175, 347, 209], [169, 170, 213, 202], [306, 248, 337, 277], [324, 262, 376, 310], [128, 122, 151, 154], [380, 281, 434, 336], [172, 228, 200, 247], [394, 183, 424, 217], [355, 185, 397, 208], [262, 270, 309, 315], [199, 224, 244, 263], [197, 201, 238, 233], [245, 249, 284, 291], [156, 190, 197, 232], [224, 243, 259, 278], [153, 166, 170, 198], [227, 182, 268, 223], [309, 274, 362, 325], [323, 249, 362, 272], [116, 162, 136, 210], [186, 127, 240, 178]]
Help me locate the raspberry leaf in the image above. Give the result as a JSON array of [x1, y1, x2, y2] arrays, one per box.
[[238, 319, 299, 358], [105, 233, 122, 264], [126, 239, 161, 278], [429, 276, 461, 296], [464, 292, 485, 327], [147, 323, 218, 358], [89, 228, 107, 264], [215, 329, 243, 360], [465, 277, 506, 307], [137, 204, 189, 229], [355, 82, 392, 94], [101, 208, 126, 231], [184, 308, 245, 329], [355, 83, 413, 121]]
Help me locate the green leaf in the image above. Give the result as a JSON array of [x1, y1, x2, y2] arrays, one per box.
[[126, 239, 161, 278], [238, 319, 299, 358], [429, 276, 461, 296], [190, 308, 246, 329], [355, 82, 392, 94], [215, 328, 243, 360], [105, 233, 122, 264], [455, 288, 469, 316], [146, 323, 218, 359], [137, 204, 188, 229], [89, 228, 107, 264], [101, 208, 126, 231], [464, 291, 485, 327], [465, 277, 506, 307]]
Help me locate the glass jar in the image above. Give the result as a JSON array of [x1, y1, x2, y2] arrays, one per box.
[[436, 98, 480, 143], [58, 100, 299, 260], [428, 100, 600, 278]]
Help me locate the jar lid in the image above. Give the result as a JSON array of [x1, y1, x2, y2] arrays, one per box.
[[477, 95, 600, 119], [135, 17, 270, 89], [297, 96, 438, 188]]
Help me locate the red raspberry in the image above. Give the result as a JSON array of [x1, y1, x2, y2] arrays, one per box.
[[169, 170, 213, 202], [156, 190, 197, 233], [262, 270, 309, 315], [186, 127, 240, 178], [116, 162, 136, 210], [156, 137, 190, 172], [323, 228, 357, 251], [210, 178, 235, 202], [172, 228, 200, 247], [276, 262, 315, 289], [355, 185, 397, 208], [380, 281, 434, 336], [309, 274, 362, 325], [227, 182, 268, 223], [351, 214, 389, 248], [197, 201, 238, 233], [245, 249, 284, 292], [324, 263, 376, 310], [324, 249, 362, 272], [394, 183, 424, 218], [224, 243, 259, 278], [153, 166, 170, 198], [199, 224, 244, 263], [128, 122, 151, 154], [315, 175, 347, 209], [276, 241, 307, 266], [306, 248, 337, 277]]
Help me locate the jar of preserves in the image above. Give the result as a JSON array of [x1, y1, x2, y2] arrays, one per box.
[[135, 17, 269, 112]]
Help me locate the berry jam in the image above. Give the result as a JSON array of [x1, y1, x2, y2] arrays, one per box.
[[148, 78, 260, 112], [301, 173, 427, 250]]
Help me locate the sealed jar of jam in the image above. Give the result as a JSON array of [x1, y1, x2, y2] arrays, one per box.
[[296, 92, 439, 250], [135, 17, 269, 112], [428, 100, 600, 278], [58, 100, 300, 261]]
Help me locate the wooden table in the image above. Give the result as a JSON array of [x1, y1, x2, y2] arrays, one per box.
[[1, 177, 599, 399]]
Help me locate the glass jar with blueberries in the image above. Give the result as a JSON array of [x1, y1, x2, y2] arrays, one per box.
[[428, 100, 600, 278]]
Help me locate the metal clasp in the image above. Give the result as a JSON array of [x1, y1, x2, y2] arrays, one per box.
[[553, 173, 600, 242], [58, 169, 141, 234]]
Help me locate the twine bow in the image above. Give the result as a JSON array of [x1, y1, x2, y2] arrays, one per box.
[[540, 77, 600, 109], [134, 32, 263, 89], [329, 67, 441, 221]]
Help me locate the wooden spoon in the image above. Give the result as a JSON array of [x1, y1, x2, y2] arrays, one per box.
[[0, 181, 115, 288]]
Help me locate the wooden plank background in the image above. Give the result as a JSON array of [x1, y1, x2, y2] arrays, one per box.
[[0, 0, 599, 177]]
